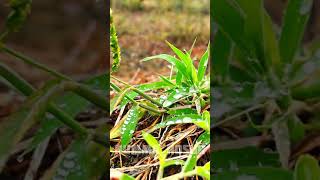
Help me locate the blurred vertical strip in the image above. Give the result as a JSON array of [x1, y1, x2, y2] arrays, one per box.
[[105, 0, 111, 177], [209, 0, 214, 178]]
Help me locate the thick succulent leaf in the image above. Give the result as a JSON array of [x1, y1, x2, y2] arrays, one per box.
[[280, 0, 313, 64], [41, 137, 107, 180], [120, 105, 146, 150], [294, 154, 320, 180]]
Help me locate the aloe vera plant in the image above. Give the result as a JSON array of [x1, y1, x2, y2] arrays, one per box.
[[212, 0, 320, 179]]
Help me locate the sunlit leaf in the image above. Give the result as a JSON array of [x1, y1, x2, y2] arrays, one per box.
[[120, 105, 146, 150]]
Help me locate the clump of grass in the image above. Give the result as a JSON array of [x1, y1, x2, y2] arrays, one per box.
[[110, 39, 210, 179]]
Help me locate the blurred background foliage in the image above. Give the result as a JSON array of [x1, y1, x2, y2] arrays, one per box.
[[110, 0, 210, 83]]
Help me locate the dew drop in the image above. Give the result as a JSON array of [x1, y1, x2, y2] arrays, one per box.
[[59, 104, 66, 108], [183, 117, 192, 123], [163, 101, 172, 107], [57, 168, 68, 177], [173, 94, 183, 99], [166, 121, 174, 125], [63, 160, 76, 169], [65, 152, 76, 159]]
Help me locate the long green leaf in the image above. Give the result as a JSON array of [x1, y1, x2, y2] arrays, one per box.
[[182, 142, 201, 172], [279, 0, 313, 63], [294, 154, 320, 180], [162, 87, 194, 107], [197, 42, 210, 81], [263, 11, 282, 76], [212, 0, 251, 57], [154, 114, 209, 131], [142, 54, 191, 83], [120, 105, 146, 150], [236, 0, 264, 60], [212, 30, 232, 82]]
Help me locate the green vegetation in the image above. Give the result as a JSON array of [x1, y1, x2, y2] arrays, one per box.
[[0, 1, 107, 179], [212, 0, 320, 179], [110, 9, 210, 179]]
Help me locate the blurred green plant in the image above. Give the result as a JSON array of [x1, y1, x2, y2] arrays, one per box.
[[212, 0, 319, 179], [0, 1, 108, 179]]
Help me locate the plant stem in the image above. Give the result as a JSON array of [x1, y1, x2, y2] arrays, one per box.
[[0, 30, 9, 42], [47, 104, 88, 136], [0, 45, 72, 81], [0, 63, 107, 146], [0, 62, 34, 95], [111, 82, 165, 114], [213, 104, 265, 128], [111, 76, 169, 110], [72, 82, 108, 110]]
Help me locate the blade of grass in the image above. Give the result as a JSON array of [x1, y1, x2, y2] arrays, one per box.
[[279, 0, 313, 64], [0, 45, 71, 80], [212, 30, 232, 82], [197, 42, 209, 82], [120, 105, 146, 150]]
